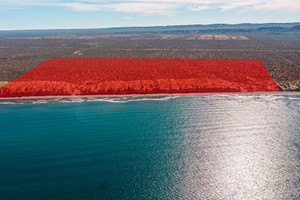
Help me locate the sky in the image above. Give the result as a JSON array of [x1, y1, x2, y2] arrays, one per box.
[[0, 0, 299, 30]]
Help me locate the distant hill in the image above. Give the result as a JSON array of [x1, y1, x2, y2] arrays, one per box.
[[290, 25, 300, 31], [0, 22, 299, 37]]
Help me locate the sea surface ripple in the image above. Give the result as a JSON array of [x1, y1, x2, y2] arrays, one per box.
[[0, 94, 299, 200]]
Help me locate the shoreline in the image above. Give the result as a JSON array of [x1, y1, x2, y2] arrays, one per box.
[[0, 91, 299, 101]]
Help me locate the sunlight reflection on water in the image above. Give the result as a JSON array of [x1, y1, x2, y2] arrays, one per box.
[[176, 95, 300, 199], [0, 94, 299, 200]]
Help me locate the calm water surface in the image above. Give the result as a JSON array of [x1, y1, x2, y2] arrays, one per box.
[[0, 94, 299, 200]]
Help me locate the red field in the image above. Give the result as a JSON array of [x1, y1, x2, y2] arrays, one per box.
[[0, 57, 280, 97]]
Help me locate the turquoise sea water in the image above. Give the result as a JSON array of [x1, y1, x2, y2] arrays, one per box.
[[0, 94, 299, 200]]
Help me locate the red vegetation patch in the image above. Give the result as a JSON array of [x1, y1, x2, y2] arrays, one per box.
[[0, 57, 280, 97]]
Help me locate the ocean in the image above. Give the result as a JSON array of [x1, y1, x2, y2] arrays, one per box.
[[0, 94, 299, 199]]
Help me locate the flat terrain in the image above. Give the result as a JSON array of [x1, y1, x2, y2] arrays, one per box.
[[6, 34, 248, 41], [0, 23, 299, 91]]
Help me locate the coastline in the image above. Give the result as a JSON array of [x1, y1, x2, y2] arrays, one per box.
[[0, 91, 299, 101]]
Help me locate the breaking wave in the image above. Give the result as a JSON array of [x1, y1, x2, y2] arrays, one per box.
[[0, 94, 299, 105], [87, 96, 179, 103], [0, 95, 180, 105]]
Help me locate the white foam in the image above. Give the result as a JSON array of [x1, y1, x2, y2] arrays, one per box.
[[58, 98, 85, 103], [32, 100, 49, 104], [0, 95, 180, 105], [0, 101, 22, 105], [87, 96, 179, 103], [286, 97, 300, 100]]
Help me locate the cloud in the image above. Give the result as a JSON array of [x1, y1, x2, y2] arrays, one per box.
[[61, 3, 105, 11], [188, 5, 211, 11], [252, 0, 300, 12], [0, 0, 299, 15], [109, 3, 176, 15]]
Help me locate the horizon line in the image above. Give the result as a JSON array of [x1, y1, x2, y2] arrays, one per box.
[[0, 22, 299, 32]]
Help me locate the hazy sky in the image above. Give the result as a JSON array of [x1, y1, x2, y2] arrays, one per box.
[[0, 0, 299, 30]]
